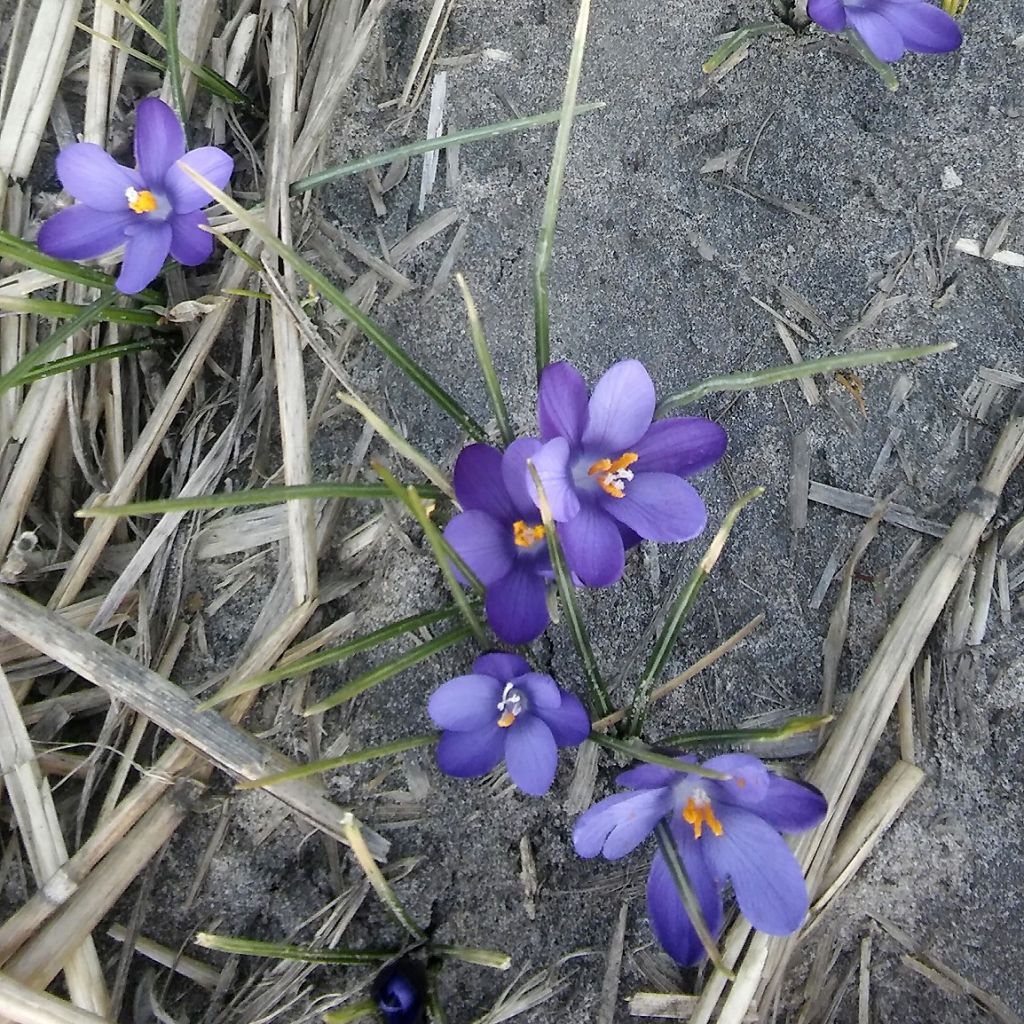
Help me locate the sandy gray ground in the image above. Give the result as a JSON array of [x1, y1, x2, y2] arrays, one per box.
[[5, 1, 1024, 1022]]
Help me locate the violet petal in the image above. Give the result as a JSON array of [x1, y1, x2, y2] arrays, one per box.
[[116, 222, 171, 294], [55, 144, 142, 212], [472, 652, 531, 682], [601, 473, 707, 543], [581, 359, 656, 452], [443, 510, 514, 587], [484, 563, 550, 644], [436, 724, 505, 778], [631, 417, 727, 477], [36, 205, 133, 260], [169, 210, 213, 265], [164, 147, 234, 212], [504, 715, 558, 795], [538, 361, 589, 444], [134, 98, 186, 183], [560, 502, 625, 587], [428, 674, 503, 731]]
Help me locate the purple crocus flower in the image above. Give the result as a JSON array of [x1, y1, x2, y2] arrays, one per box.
[[808, 0, 962, 63], [443, 440, 553, 644], [428, 653, 590, 796], [372, 961, 425, 1024], [530, 360, 727, 587], [574, 754, 827, 965], [36, 98, 233, 294]]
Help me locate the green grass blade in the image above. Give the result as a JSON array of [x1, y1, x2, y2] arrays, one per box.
[[236, 734, 438, 788], [627, 488, 763, 736], [534, 0, 592, 377], [702, 22, 790, 74], [432, 946, 511, 970], [0, 292, 118, 395], [75, 481, 444, 520], [527, 462, 612, 720], [0, 229, 162, 303], [17, 339, 163, 385], [177, 163, 488, 441], [163, 1, 189, 147], [455, 273, 514, 446], [656, 342, 955, 415], [303, 624, 473, 716], [195, 933, 394, 964], [656, 713, 833, 749], [324, 1000, 377, 1024], [0, 296, 163, 326], [203, 605, 465, 708], [290, 102, 604, 196], [654, 821, 733, 976], [588, 732, 731, 782]]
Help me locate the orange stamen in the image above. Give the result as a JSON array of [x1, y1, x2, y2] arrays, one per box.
[[497, 710, 517, 728], [512, 520, 546, 549], [125, 187, 158, 214], [588, 451, 639, 498], [682, 796, 724, 840]]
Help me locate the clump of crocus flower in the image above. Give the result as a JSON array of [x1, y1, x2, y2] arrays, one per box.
[[443, 440, 552, 644], [574, 753, 827, 965], [808, 0, 962, 63], [372, 960, 425, 1024], [36, 98, 233, 294], [530, 360, 726, 586], [428, 653, 589, 796]]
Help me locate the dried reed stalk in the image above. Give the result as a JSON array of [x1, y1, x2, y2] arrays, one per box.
[[0, 972, 114, 1024]]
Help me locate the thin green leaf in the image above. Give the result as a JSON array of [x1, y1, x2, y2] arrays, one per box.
[[702, 22, 791, 74], [290, 102, 605, 196], [17, 339, 163, 385], [203, 605, 464, 709], [654, 821, 734, 977], [76, 481, 443, 520], [656, 713, 833, 749], [0, 292, 118, 395], [303, 624, 473, 716], [527, 461, 612, 720], [0, 229, 162, 303], [588, 732, 731, 782], [847, 29, 899, 91], [534, 0, 592, 376], [374, 463, 487, 644], [656, 342, 955, 416], [235, 734, 439, 788], [324, 1001, 377, 1024], [627, 488, 763, 736], [432, 946, 512, 971], [163, 1, 189, 147], [176, 163, 488, 441], [456, 273, 514, 446], [0, 296, 162, 326], [194, 933, 394, 964]]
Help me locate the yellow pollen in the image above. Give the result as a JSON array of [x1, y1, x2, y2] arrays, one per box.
[[125, 187, 158, 214], [512, 519, 546, 548], [588, 451, 639, 498], [497, 710, 517, 728], [682, 796, 724, 840]]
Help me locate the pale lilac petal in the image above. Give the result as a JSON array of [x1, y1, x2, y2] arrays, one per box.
[[55, 144, 142, 211], [528, 437, 579, 522], [534, 690, 590, 747], [702, 754, 771, 808], [164, 147, 234, 212], [514, 672, 561, 710], [116, 222, 171, 293], [504, 715, 558, 795], [484, 564, 549, 644], [616, 762, 681, 791], [701, 805, 810, 935], [472, 652, 531, 682], [453, 444, 517, 521], [757, 776, 828, 833], [134, 98, 186, 182], [169, 210, 213, 265], [573, 790, 670, 859], [581, 360, 656, 451], [602, 474, 707, 542], [560, 503, 625, 587], [646, 837, 723, 967], [538, 361, 589, 443], [847, 8, 906, 61], [443, 510, 514, 587], [808, 0, 848, 31], [428, 674, 503, 731], [632, 418, 727, 477], [436, 724, 505, 778], [501, 438, 543, 518], [880, 1, 962, 53], [36, 206, 132, 260]]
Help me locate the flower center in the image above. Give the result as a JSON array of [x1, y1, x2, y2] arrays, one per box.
[[125, 187, 158, 214], [496, 682, 526, 728], [588, 451, 638, 498], [682, 788, 724, 840], [512, 519, 546, 549]]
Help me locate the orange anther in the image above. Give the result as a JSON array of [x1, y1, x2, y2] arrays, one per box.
[[587, 452, 639, 499], [125, 187, 158, 214], [512, 520, 546, 549], [682, 796, 724, 839], [497, 710, 517, 728]]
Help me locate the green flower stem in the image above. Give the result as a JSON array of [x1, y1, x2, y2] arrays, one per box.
[[846, 29, 899, 91], [289, 102, 604, 196], [655, 342, 955, 416], [527, 462, 612, 720], [432, 945, 512, 970], [588, 732, 731, 782], [235, 734, 439, 788], [75, 481, 443, 520], [163, 0, 189, 147], [302, 624, 473, 716], [654, 821, 733, 977], [702, 22, 791, 74], [0, 296, 162, 326], [323, 1001, 377, 1024], [194, 933, 394, 963], [17, 340, 162, 385], [627, 488, 763, 737], [656, 713, 832, 749]]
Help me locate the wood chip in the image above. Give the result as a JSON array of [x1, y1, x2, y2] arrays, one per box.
[[790, 429, 810, 531]]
